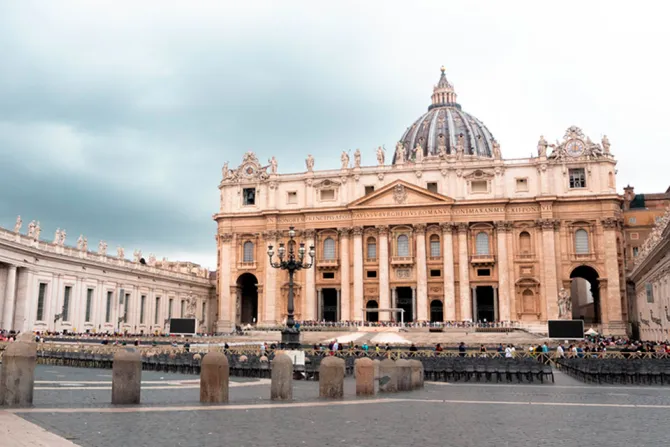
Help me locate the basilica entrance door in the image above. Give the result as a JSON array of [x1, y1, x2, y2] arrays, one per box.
[[321, 288, 338, 322], [474, 286, 495, 322], [396, 287, 413, 323]]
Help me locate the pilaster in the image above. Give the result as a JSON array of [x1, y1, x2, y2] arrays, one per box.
[[303, 229, 316, 322], [217, 233, 234, 333], [338, 228, 351, 321], [414, 223, 428, 321], [457, 223, 471, 320], [377, 225, 390, 321], [352, 226, 364, 322], [495, 221, 511, 321], [537, 219, 560, 320], [441, 223, 456, 321]]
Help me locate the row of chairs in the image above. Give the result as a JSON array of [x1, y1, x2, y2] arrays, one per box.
[[424, 357, 554, 383], [558, 358, 670, 385]]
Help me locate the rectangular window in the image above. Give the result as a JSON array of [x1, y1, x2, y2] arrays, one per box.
[[140, 295, 146, 324], [202, 302, 206, 322], [646, 283, 654, 303], [628, 217, 637, 224], [243, 188, 256, 205], [124, 293, 130, 323], [287, 191, 297, 204], [320, 189, 335, 201], [85, 288, 94, 322], [154, 297, 161, 324], [36, 283, 47, 321], [63, 286, 72, 321], [364, 185, 375, 195], [471, 180, 488, 193], [168, 298, 173, 319], [430, 269, 441, 278], [630, 232, 639, 240], [516, 178, 529, 192], [477, 268, 491, 277], [181, 300, 186, 317], [322, 272, 335, 279], [633, 247, 639, 257], [366, 270, 377, 278], [569, 168, 586, 188], [426, 182, 438, 193], [105, 291, 113, 323]]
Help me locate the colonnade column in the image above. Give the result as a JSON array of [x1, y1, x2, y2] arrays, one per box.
[[457, 223, 472, 321], [303, 230, 316, 322], [471, 286, 477, 321], [352, 227, 364, 322], [338, 228, 350, 321], [217, 234, 233, 333], [411, 286, 417, 322], [415, 224, 428, 321], [602, 218, 623, 325], [316, 288, 323, 321], [538, 219, 559, 320], [264, 231, 279, 324], [2, 264, 17, 331], [441, 223, 456, 321], [495, 222, 511, 322], [493, 286, 499, 322], [377, 226, 390, 321]]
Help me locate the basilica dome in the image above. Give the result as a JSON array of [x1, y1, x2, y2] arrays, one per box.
[[394, 67, 498, 163]]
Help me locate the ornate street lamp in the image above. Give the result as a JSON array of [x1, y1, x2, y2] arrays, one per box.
[[267, 226, 315, 349]]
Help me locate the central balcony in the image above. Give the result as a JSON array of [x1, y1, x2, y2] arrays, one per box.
[[316, 258, 340, 270], [470, 254, 496, 266], [391, 256, 414, 266]]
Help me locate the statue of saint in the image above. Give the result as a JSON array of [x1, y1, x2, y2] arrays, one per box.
[[117, 246, 125, 259], [437, 134, 447, 157], [14, 215, 22, 233], [492, 140, 501, 160], [98, 240, 107, 256], [353, 148, 361, 168], [53, 228, 61, 244], [133, 249, 141, 263], [222, 162, 229, 179], [148, 253, 156, 266], [537, 135, 548, 157], [376, 146, 385, 166], [34, 222, 41, 240], [395, 141, 405, 164], [305, 154, 315, 172], [456, 134, 465, 160], [414, 142, 423, 162], [557, 288, 572, 319], [82, 237, 88, 252], [341, 150, 349, 169], [27, 220, 36, 238], [601, 135, 611, 154], [268, 156, 278, 174], [59, 229, 66, 246], [77, 234, 84, 250]]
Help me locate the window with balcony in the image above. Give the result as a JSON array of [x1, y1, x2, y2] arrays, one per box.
[[429, 234, 440, 257], [243, 188, 256, 205], [323, 237, 336, 260], [475, 232, 490, 255], [397, 234, 409, 257], [569, 168, 586, 188], [575, 229, 589, 254], [243, 241, 254, 262], [366, 237, 377, 260], [519, 231, 531, 254]]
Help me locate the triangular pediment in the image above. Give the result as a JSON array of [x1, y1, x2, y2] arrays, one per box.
[[348, 180, 454, 209]]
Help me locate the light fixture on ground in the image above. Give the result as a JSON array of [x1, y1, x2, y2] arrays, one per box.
[[267, 226, 315, 349]]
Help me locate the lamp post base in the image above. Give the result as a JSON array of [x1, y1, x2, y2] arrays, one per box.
[[280, 327, 301, 350]]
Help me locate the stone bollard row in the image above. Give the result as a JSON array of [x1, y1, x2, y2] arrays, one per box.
[[354, 358, 375, 396], [319, 356, 345, 399], [271, 354, 293, 400], [112, 349, 142, 405], [200, 351, 229, 403], [410, 359, 424, 389], [0, 333, 38, 408]]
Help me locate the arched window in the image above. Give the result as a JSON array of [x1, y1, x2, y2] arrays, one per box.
[[475, 232, 490, 255], [519, 231, 531, 254], [430, 234, 441, 257], [243, 241, 254, 262], [366, 237, 377, 260], [323, 237, 336, 260], [397, 234, 409, 257], [575, 229, 589, 254]]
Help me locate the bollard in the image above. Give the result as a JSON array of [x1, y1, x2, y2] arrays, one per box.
[[200, 351, 229, 403], [271, 354, 293, 400], [395, 359, 412, 391], [0, 333, 38, 407], [373, 359, 381, 394], [319, 356, 345, 399], [112, 349, 142, 405], [378, 358, 398, 393], [409, 360, 423, 389], [354, 358, 375, 396]]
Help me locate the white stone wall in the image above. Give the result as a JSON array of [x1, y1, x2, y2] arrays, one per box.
[[0, 228, 215, 334]]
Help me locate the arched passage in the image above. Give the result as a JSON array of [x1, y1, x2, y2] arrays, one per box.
[[236, 273, 258, 325], [366, 300, 379, 322], [570, 265, 600, 324], [430, 300, 443, 323]]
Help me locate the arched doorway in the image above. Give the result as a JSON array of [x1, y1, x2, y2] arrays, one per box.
[[570, 265, 600, 324], [430, 300, 443, 323], [366, 300, 379, 322], [236, 273, 258, 325]]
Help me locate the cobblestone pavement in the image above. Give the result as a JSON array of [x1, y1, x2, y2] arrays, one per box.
[[7, 366, 670, 447]]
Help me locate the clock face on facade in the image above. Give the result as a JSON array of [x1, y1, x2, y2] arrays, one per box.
[[565, 139, 585, 157]]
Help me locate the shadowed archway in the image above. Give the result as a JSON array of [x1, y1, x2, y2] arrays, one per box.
[[570, 265, 600, 324]]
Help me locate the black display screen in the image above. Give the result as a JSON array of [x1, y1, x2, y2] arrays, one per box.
[[169, 318, 197, 334], [548, 320, 584, 339]]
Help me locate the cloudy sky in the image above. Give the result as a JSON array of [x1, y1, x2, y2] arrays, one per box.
[[1, 1, 669, 270]]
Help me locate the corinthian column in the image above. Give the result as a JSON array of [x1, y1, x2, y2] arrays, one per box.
[[538, 219, 560, 320], [217, 234, 233, 333], [457, 223, 471, 321], [263, 231, 278, 324], [601, 218, 623, 324], [495, 221, 511, 322], [441, 223, 456, 321], [378, 225, 390, 321], [2, 264, 17, 331], [415, 224, 428, 321], [339, 228, 351, 321], [303, 230, 316, 321], [352, 226, 364, 321]]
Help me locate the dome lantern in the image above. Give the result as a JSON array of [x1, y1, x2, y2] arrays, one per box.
[[430, 66, 458, 109]]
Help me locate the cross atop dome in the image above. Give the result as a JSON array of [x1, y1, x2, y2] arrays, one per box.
[[431, 66, 458, 109]]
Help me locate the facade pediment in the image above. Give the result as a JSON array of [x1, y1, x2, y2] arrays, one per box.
[[347, 180, 454, 209]]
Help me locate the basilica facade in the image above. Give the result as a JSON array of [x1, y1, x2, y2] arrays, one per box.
[[215, 68, 627, 335]]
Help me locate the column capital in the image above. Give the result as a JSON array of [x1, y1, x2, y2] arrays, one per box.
[[338, 227, 351, 237], [535, 219, 560, 231], [600, 217, 621, 229], [494, 221, 513, 232], [456, 222, 469, 233], [220, 233, 233, 243], [262, 230, 279, 240], [351, 226, 364, 236], [303, 229, 316, 239], [440, 222, 455, 234], [376, 225, 389, 236], [413, 223, 427, 234]]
